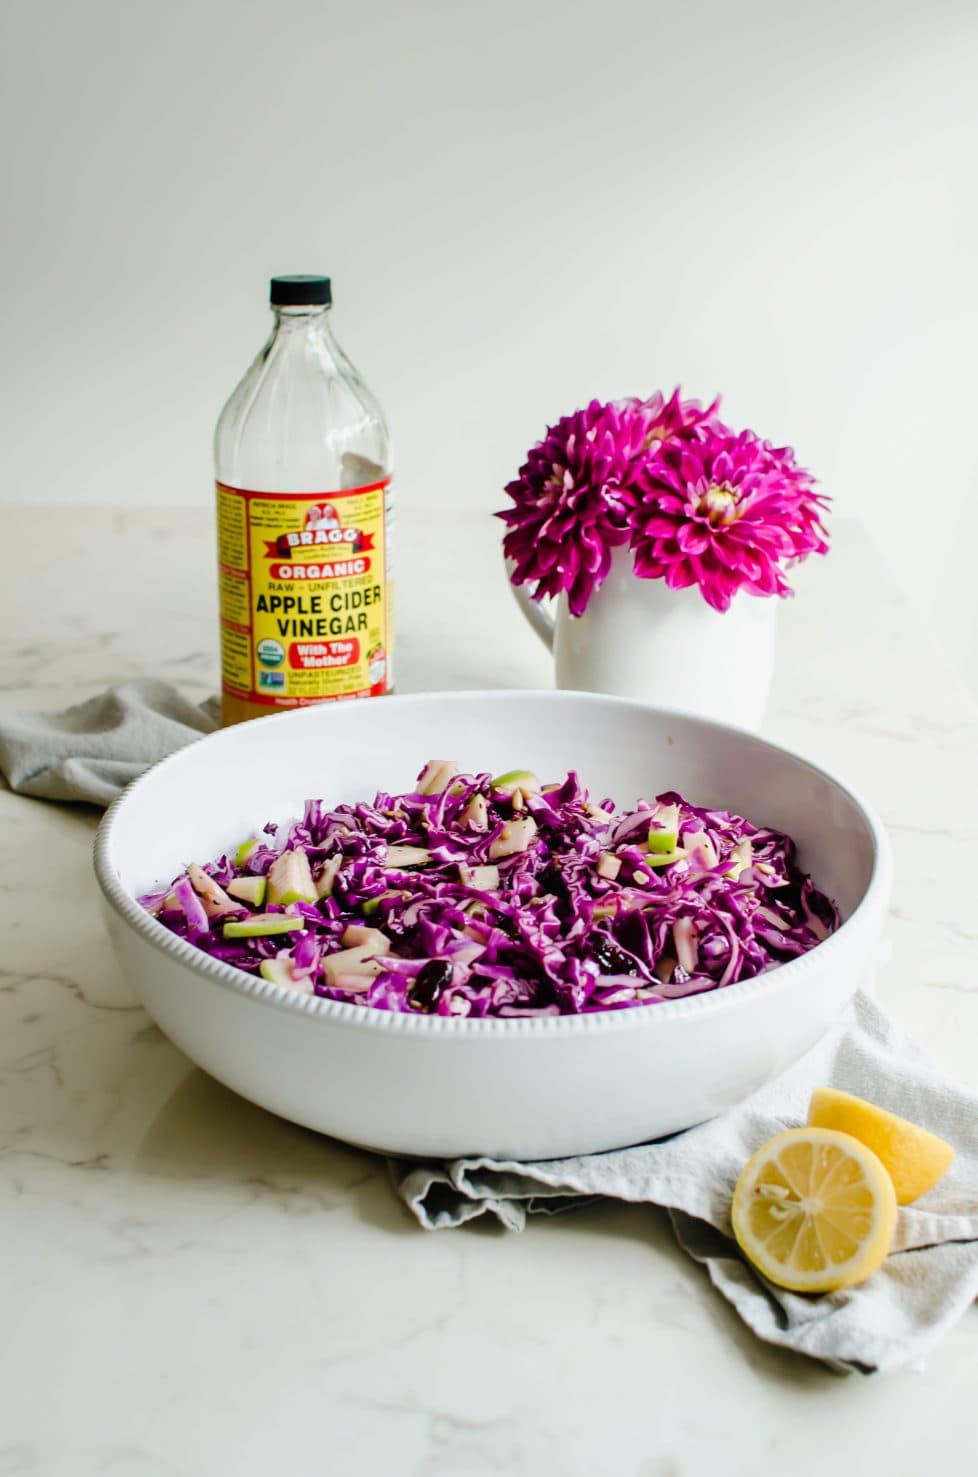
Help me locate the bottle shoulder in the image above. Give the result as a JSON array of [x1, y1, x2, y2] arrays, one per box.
[[215, 325, 391, 492]]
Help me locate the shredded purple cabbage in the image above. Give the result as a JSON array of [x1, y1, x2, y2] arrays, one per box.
[[139, 761, 840, 1017]]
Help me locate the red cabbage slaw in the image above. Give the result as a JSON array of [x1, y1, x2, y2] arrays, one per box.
[[139, 761, 839, 1018]]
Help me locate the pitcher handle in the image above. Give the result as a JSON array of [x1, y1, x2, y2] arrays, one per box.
[[504, 556, 555, 651]]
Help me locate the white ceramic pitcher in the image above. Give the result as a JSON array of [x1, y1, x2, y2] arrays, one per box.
[[507, 545, 777, 730]]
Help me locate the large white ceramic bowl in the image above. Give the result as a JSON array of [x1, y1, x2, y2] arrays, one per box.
[[95, 691, 891, 1160]]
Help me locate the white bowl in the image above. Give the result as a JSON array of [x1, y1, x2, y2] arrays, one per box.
[[94, 691, 890, 1160]]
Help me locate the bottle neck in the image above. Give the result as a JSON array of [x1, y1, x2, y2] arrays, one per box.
[[272, 303, 333, 334]]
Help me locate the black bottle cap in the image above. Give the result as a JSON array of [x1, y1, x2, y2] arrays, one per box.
[[269, 275, 332, 307]]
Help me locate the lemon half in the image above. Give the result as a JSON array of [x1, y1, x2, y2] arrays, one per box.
[[808, 1086, 955, 1204], [731, 1127, 897, 1293]]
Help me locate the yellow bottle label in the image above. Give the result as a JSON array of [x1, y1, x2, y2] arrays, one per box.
[[216, 478, 392, 708]]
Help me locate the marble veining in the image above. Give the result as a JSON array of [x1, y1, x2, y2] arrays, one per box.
[[0, 509, 976, 1476]]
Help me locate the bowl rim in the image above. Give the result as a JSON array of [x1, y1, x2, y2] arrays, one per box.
[[93, 688, 892, 1038]]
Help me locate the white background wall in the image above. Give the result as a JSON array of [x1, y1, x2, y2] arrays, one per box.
[[3, 0, 977, 687]]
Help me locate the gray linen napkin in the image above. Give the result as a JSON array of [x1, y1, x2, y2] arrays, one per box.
[[394, 992, 978, 1375], [4, 685, 975, 1371], [0, 680, 218, 805]]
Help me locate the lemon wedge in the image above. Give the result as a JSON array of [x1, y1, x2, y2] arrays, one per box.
[[808, 1087, 954, 1205], [731, 1127, 897, 1293]]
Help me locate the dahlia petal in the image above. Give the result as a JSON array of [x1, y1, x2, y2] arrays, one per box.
[[663, 561, 696, 592], [641, 516, 683, 538], [676, 524, 711, 556], [679, 450, 706, 485]]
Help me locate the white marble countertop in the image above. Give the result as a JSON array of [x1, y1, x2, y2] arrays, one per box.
[[1, 507, 977, 1476]]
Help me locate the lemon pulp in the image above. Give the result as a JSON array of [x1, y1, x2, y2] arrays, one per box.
[[731, 1127, 898, 1293]]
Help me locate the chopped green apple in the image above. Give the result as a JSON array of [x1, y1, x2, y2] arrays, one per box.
[[235, 838, 259, 868], [384, 845, 431, 869], [260, 957, 299, 989], [646, 803, 680, 855], [458, 863, 501, 890], [724, 839, 754, 880], [416, 760, 459, 796], [267, 848, 317, 906], [227, 876, 267, 907], [323, 938, 389, 987], [341, 924, 390, 952], [684, 830, 719, 870], [488, 817, 538, 860], [492, 769, 541, 797], [315, 854, 342, 899], [223, 913, 306, 938], [265, 958, 314, 994], [362, 891, 398, 917], [329, 971, 375, 995], [585, 801, 616, 823], [460, 794, 489, 830], [494, 770, 542, 813], [645, 846, 688, 869], [187, 862, 240, 918]]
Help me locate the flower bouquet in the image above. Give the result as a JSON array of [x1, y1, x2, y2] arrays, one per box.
[[497, 391, 829, 727], [499, 390, 828, 615]]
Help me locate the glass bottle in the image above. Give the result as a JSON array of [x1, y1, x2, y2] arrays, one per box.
[[214, 275, 393, 726]]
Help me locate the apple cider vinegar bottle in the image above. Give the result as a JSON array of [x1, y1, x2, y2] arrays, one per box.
[[214, 275, 393, 726]]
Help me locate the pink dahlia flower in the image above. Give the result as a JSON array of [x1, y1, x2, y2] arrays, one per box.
[[498, 391, 710, 615], [630, 428, 829, 613]]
